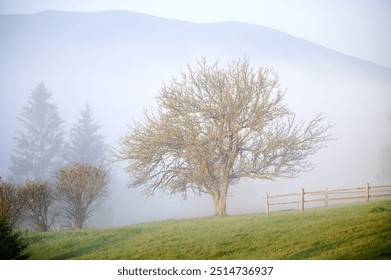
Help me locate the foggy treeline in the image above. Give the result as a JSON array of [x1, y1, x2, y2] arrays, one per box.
[[1, 82, 109, 231]]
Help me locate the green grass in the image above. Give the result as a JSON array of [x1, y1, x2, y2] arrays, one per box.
[[25, 200, 391, 260]]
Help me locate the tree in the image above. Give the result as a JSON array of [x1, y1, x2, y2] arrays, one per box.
[[56, 163, 109, 229], [0, 180, 26, 228], [69, 104, 107, 165], [118, 58, 331, 216], [10, 82, 66, 182], [24, 181, 57, 231], [0, 218, 30, 260]]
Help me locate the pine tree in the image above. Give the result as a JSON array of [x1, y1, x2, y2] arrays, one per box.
[[10, 82, 66, 182], [69, 104, 106, 165], [0, 217, 30, 260]]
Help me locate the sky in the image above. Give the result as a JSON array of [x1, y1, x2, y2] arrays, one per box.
[[0, 0, 390, 69]]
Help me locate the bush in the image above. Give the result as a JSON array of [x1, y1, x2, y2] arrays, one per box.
[[0, 218, 30, 260], [0, 180, 26, 228], [56, 163, 109, 229], [24, 181, 57, 231]]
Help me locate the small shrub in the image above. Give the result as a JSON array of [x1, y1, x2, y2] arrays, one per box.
[[0, 218, 30, 260]]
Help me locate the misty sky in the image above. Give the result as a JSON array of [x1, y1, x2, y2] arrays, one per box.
[[0, 0, 390, 69]]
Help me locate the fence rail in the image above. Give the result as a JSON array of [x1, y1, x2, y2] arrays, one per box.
[[264, 183, 391, 216]]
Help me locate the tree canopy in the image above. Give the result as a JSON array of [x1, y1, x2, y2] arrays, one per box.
[[118, 58, 331, 216]]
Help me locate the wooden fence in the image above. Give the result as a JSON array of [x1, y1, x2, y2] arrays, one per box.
[[264, 183, 391, 216]]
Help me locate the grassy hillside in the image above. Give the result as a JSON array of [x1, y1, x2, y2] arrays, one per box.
[[25, 200, 391, 260]]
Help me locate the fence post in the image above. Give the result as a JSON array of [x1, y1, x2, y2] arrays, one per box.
[[265, 192, 269, 216], [325, 188, 329, 207], [300, 188, 305, 212], [366, 183, 370, 202]]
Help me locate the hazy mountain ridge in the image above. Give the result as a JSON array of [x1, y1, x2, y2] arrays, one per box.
[[1, 10, 390, 77]]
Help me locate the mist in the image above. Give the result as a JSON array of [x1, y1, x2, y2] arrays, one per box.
[[1, 11, 390, 228]]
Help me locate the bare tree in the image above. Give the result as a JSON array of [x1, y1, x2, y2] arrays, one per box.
[[56, 164, 108, 229], [117, 57, 331, 216], [0, 180, 26, 228], [24, 181, 57, 231]]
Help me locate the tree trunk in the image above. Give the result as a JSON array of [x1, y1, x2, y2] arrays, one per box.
[[212, 177, 229, 216], [212, 193, 227, 216], [213, 193, 221, 216]]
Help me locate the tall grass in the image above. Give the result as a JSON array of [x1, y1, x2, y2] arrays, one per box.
[[25, 200, 391, 260]]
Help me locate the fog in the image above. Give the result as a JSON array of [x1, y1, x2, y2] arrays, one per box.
[[1, 11, 390, 228]]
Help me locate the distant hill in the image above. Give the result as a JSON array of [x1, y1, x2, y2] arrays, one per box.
[[1, 11, 390, 76], [1, 11, 390, 226]]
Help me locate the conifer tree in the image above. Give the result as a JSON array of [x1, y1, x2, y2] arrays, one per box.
[[0, 217, 30, 260], [10, 82, 66, 182], [69, 104, 106, 165]]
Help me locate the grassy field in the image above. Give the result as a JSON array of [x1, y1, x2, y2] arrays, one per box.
[[25, 200, 391, 260]]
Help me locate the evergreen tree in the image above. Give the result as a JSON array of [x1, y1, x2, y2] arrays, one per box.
[[0, 217, 30, 260], [10, 82, 66, 182], [69, 104, 106, 165]]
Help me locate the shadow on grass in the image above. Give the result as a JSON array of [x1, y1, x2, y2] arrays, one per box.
[[47, 228, 147, 260], [285, 241, 345, 260], [50, 243, 101, 260]]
